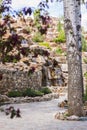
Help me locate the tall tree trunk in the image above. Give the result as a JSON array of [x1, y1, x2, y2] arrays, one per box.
[[0, 0, 3, 18], [63, 0, 83, 116]]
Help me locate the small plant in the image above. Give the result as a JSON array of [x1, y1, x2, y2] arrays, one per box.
[[84, 72, 87, 79], [63, 112, 70, 118], [57, 20, 62, 32], [28, 67, 35, 76], [4, 106, 21, 118], [83, 58, 87, 64], [34, 9, 49, 35], [7, 87, 52, 98], [8, 90, 22, 97], [2, 55, 19, 63], [32, 32, 44, 42], [22, 88, 44, 97], [64, 52, 67, 56], [40, 87, 52, 94], [39, 42, 51, 49], [82, 35, 87, 52], [54, 30, 66, 43], [83, 85, 87, 101], [2, 55, 12, 62], [55, 47, 63, 55], [13, 59, 18, 63]]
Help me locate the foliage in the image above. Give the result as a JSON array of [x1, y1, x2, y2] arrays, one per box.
[[63, 113, 70, 118], [54, 19, 66, 43], [0, 0, 50, 64], [39, 42, 51, 49], [8, 90, 22, 97], [0, 22, 7, 38], [0, 0, 12, 15], [33, 9, 50, 35], [8, 88, 44, 97], [22, 88, 44, 97], [54, 30, 66, 43], [28, 67, 35, 76], [82, 35, 87, 52], [40, 87, 52, 94], [12, 58, 18, 63], [0, 33, 23, 63], [83, 58, 87, 64], [8, 87, 52, 97], [55, 47, 63, 54], [34, 9, 40, 26], [83, 85, 87, 101], [32, 32, 44, 42], [84, 72, 87, 79], [57, 20, 63, 32]]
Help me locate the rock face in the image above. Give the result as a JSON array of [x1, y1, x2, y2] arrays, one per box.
[[0, 17, 66, 95], [42, 65, 64, 86], [45, 17, 59, 42], [0, 45, 65, 95]]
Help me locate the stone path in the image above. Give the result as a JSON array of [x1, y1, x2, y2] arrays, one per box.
[[0, 95, 87, 130]]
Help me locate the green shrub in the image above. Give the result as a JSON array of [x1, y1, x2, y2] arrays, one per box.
[[82, 35, 87, 52], [32, 32, 44, 42], [83, 94, 87, 101], [57, 20, 62, 32], [13, 59, 18, 63], [55, 47, 63, 55], [8, 87, 52, 98], [3, 55, 11, 62], [84, 72, 87, 79], [83, 58, 87, 64], [54, 30, 66, 43], [22, 88, 44, 97], [39, 42, 51, 49], [34, 9, 41, 30], [34, 90, 44, 97], [64, 52, 67, 56], [2, 55, 19, 63], [8, 90, 22, 97], [40, 87, 52, 94], [83, 85, 87, 101]]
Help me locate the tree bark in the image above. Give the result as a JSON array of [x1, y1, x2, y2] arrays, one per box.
[[63, 0, 83, 116]]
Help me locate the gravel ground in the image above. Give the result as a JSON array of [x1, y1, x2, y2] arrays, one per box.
[[0, 95, 87, 130]]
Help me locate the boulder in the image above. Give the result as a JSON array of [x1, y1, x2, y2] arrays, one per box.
[[58, 100, 68, 108], [0, 94, 10, 103], [55, 112, 65, 120], [66, 115, 80, 121]]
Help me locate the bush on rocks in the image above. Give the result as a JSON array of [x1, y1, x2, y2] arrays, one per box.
[[53, 30, 66, 43], [22, 88, 44, 97], [40, 87, 52, 95], [8, 88, 44, 97], [32, 32, 44, 42], [7, 87, 52, 98], [8, 91, 22, 97], [83, 85, 87, 101]]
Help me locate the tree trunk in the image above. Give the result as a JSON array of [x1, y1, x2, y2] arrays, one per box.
[[0, 0, 2, 18], [63, 0, 83, 116]]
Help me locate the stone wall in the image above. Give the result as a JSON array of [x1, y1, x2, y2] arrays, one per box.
[[0, 45, 65, 95], [0, 63, 65, 95], [0, 67, 42, 95]]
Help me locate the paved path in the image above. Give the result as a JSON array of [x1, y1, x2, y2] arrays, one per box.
[[0, 95, 87, 130]]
